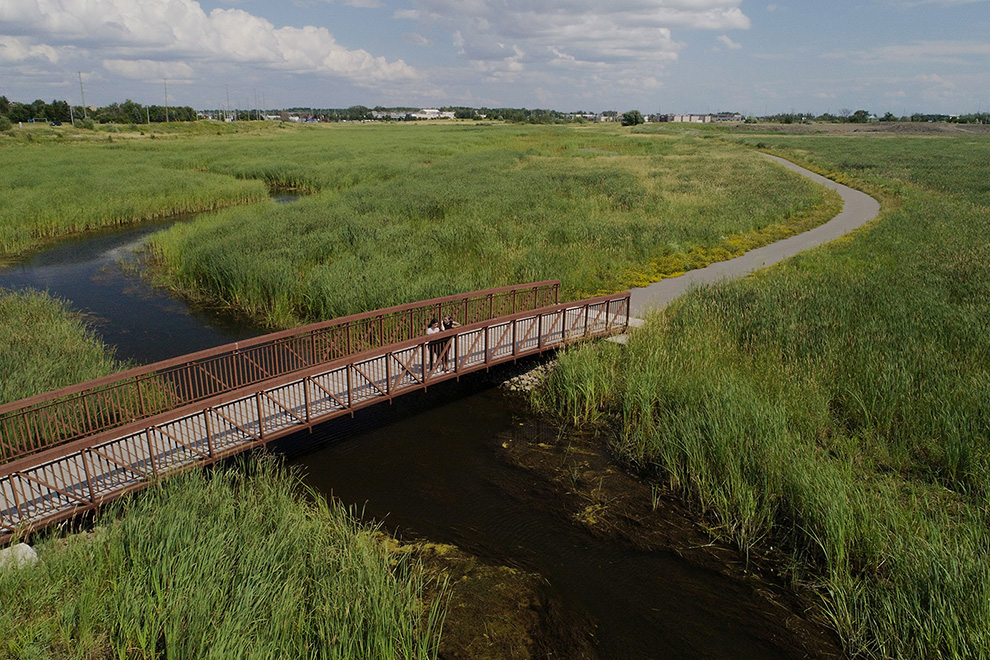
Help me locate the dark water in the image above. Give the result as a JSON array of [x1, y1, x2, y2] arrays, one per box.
[[286, 381, 813, 660], [2, 211, 824, 659], [0, 217, 265, 365]]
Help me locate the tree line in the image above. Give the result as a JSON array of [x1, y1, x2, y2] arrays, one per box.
[[759, 109, 989, 124], [0, 96, 197, 125]]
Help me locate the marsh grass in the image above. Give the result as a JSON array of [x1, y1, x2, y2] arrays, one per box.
[[0, 456, 445, 660], [0, 289, 120, 404], [0, 141, 267, 255], [147, 124, 832, 326], [534, 134, 990, 658]]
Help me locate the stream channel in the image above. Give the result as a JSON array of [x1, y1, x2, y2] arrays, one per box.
[[0, 205, 838, 660]]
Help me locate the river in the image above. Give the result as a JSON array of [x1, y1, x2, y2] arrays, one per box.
[[0, 211, 838, 659]]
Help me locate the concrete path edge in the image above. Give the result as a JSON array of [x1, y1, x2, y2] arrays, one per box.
[[629, 153, 881, 317]]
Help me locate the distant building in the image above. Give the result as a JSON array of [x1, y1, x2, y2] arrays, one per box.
[[671, 114, 712, 123], [372, 110, 409, 120], [410, 108, 456, 120]]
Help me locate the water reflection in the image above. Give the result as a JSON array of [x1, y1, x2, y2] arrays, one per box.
[[0, 217, 265, 365]]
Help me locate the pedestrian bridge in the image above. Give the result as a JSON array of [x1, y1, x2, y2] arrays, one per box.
[[0, 281, 629, 543]]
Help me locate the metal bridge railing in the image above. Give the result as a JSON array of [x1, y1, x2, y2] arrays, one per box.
[[0, 292, 629, 543], [0, 281, 559, 464]]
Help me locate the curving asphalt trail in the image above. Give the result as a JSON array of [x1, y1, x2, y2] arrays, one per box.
[[629, 153, 881, 317]]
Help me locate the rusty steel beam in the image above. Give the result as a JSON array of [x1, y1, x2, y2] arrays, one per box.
[[0, 291, 628, 544], [0, 281, 561, 464]]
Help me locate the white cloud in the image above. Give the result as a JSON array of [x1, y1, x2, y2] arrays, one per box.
[[403, 32, 432, 47], [916, 73, 956, 88], [0, 0, 415, 88], [718, 35, 742, 49], [396, 0, 745, 96], [404, 0, 746, 65], [0, 36, 60, 65]]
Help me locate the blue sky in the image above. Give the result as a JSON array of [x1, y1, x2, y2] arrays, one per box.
[[1, 0, 987, 115]]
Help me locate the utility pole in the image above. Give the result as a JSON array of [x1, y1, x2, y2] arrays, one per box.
[[226, 86, 232, 121], [78, 72, 87, 118], [164, 78, 170, 122]]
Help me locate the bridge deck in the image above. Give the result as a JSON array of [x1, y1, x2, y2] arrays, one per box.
[[0, 292, 629, 542]]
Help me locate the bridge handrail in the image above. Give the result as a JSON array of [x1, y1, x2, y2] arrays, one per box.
[[0, 291, 629, 480], [0, 281, 559, 463]]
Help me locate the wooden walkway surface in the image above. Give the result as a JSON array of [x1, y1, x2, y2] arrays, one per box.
[[0, 291, 629, 542]]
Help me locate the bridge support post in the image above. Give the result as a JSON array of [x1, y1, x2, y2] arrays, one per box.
[[255, 392, 264, 441], [145, 429, 158, 478], [203, 410, 215, 458], [386, 355, 392, 398], [82, 449, 97, 503], [10, 473, 27, 524], [303, 379, 312, 424]]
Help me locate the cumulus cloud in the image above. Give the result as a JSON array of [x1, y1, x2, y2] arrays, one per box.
[[718, 35, 742, 49], [402, 0, 747, 69], [392, 0, 748, 100], [403, 32, 432, 47], [0, 0, 415, 88], [0, 36, 60, 65], [916, 72, 956, 88]]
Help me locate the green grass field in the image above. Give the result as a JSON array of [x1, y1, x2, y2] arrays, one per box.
[[0, 289, 121, 405], [0, 456, 444, 659], [534, 131, 990, 659], [144, 123, 837, 326], [0, 130, 268, 257], [7, 121, 945, 658]]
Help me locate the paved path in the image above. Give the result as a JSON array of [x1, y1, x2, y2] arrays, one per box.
[[629, 154, 881, 317]]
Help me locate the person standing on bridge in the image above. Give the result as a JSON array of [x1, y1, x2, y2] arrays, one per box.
[[440, 314, 460, 372], [427, 318, 441, 373]]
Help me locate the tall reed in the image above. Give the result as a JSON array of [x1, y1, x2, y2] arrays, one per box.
[[0, 456, 446, 659], [534, 133, 990, 658], [148, 124, 834, 327], [0, 289, 120, 405]]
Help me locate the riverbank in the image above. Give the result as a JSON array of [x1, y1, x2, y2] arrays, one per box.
[[0, 457, 445, 659], [535, 131, 990, 658]]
